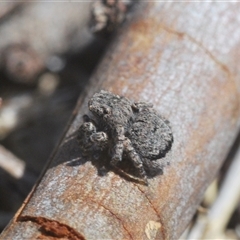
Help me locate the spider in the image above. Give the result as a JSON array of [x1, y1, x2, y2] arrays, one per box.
[[77, 90, 173, 185]]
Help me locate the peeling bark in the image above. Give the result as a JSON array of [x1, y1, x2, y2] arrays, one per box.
[[19, 216, 85, 240], [1, 2, 240, 239]]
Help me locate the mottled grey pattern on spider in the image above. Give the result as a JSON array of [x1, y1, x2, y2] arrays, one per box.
[[77, 90, 173, 184]]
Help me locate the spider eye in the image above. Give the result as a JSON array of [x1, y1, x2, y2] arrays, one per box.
[[103, 107, 110, 114]]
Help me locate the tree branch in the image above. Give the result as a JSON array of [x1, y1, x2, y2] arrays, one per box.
[[1, 2, 240, 239]]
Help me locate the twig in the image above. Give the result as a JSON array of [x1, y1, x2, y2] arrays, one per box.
[[0, 145, 25, 179], [187, 138, 240, 239], [203, 140, 240, 237]]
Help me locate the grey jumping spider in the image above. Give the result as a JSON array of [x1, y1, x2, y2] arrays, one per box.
[[77, 90, 173, 185]]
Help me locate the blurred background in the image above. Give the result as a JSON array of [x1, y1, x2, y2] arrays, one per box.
[[0, 2, 239, 239], [0, 1, 113, 231]]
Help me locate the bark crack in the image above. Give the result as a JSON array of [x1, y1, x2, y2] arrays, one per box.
[[86, 196, 134, 239], [134, 184, 167, 240], [160, 25, 234, 80], [18, 215, 85, 240]]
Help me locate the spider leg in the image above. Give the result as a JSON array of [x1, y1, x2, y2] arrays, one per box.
[[142, 158, 166, 177], [110, 125, 125, 165], [131, 102, 153, 112], [78, 119, 108, 156], [113, 166, 148, 186], [78, 121, 96, 142], [83, 114, 98, 126], [90, 132, 108, 151], [123, 137, 148, 185]]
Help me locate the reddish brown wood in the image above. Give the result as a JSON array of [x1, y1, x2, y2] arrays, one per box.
[[1, 2, 240, 239]]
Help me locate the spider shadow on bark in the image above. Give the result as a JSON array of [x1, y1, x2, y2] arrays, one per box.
[[67, 151, 165, 185], [52, 131, 166, 185]]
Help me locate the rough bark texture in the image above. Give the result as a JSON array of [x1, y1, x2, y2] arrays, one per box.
[[2, 2, 240, 239]]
